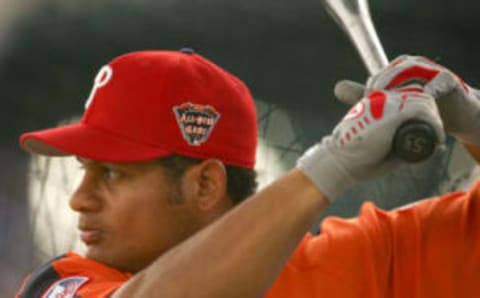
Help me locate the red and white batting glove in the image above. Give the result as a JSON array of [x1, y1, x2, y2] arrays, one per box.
[[335, 55, 480, 145], [297, 89, 445, 201]]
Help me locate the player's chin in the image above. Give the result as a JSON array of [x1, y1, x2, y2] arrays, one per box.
[[84, 242, 116, 265], [85, 244, 138, 272], [85, 244, 107, 262]]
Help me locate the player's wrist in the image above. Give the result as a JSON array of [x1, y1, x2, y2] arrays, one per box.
[[296, 137, 355, 202]]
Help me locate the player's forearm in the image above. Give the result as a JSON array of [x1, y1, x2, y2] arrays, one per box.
[[113, 169, 329, 298]]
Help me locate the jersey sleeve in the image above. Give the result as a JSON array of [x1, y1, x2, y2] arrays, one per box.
[[265, 200, 396, 298], [16, 252, 132, 298], [264, 180, 480, 298]]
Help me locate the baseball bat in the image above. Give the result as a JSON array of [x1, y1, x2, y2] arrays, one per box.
[[322, 0, 437, 163]]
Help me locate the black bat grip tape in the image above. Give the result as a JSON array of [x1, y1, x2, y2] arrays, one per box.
[[392, 120, 437, 163]]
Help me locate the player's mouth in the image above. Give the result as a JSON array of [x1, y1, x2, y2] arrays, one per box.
[[79, 228, 103, 245]]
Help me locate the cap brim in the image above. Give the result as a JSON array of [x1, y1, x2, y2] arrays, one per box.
[[20, 123, 172, 163]]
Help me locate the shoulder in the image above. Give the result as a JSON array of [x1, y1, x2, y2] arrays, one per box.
[[401, 180, 480, 246], [286, 182, 480, 266], [395, 179, 480, 225], [16, 252, 132, 298], [291, 181, 480, 267], [271, 185, 480, 296]]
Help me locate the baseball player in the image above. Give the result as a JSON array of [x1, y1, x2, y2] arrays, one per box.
[[15, 50, 479, 298]]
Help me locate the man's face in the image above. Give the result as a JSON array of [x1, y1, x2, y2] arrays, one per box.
[[71, 158, 201, 273]]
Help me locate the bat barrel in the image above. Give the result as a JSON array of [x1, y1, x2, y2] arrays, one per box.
[[322, 0, 388, 75]]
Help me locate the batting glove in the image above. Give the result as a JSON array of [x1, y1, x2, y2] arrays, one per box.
[[297, 89, 445, 201], [335, 55, 480, 145]]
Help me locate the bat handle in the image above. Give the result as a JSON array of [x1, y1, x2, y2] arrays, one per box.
[[393, 120, 437, 162]]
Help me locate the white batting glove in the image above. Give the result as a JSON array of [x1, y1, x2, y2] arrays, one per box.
[[335, 55, 480, 145], [297, 89, 445, 201]]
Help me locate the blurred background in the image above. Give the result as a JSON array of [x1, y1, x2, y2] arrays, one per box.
[[1, 0, 480, 296]]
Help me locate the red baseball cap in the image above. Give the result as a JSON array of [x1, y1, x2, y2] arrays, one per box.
[[20, 49, 257, 169]]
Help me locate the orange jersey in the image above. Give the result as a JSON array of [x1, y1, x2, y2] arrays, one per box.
[[265, 180, 480, 298], [17, 181, 480, 297]]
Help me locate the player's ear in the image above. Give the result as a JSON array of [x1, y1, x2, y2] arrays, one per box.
[[181, 159, 228, 211]]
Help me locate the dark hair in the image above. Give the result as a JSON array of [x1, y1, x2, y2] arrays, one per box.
[[157, 155, 258, 205]]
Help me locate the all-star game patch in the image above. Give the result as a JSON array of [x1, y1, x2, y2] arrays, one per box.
[[173, 102, 220, 146], [42, 276, 89, 298]]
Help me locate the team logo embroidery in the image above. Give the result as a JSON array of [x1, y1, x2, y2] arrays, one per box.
[[42, 276, 89, 298], [173, 102, 220, 146]]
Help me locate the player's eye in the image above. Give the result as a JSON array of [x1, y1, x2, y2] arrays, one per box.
[[102, 166, 122, 180]]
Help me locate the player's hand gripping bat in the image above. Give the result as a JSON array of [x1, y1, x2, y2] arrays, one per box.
[[322, 0, 438, 163]]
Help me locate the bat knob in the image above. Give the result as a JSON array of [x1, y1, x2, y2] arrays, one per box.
[[392, 120, 437, 163]]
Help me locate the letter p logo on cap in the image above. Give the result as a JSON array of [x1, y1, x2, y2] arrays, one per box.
[[85, 65, 113, 109]]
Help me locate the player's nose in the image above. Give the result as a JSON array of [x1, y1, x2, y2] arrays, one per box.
[[69, 172, 103, 213]]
